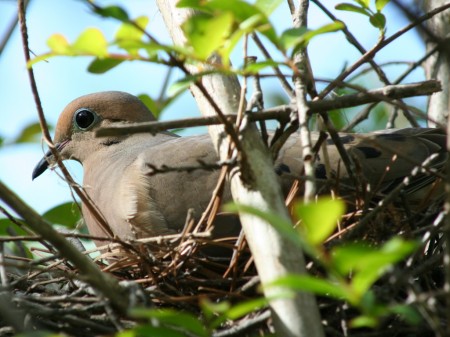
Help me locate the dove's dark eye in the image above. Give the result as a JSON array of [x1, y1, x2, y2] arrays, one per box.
[[74, 109, 97, 130]]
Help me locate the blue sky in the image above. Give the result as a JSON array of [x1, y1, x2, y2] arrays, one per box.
[[0, 0, 426, 216]]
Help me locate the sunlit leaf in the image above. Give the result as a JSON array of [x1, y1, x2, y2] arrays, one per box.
[[255, 0, 283, 16], [219, 0, 278, 45], [115, 16, 149, 55], [350, 314, 379, 328], [130, 308, 208, 337], [225, 298, 268, 320], [115, 330, 136, 337], [185, 0, 279, 46], [200, 299, 231, 317], [72, 28, 108, 57], [269, 274, 348, 299], [294, 197, 345, 245], [183, 12, 234, 59], [332, 238, 418, 296], [177, 0, 203, 9], [27, 53, 53, 67], [375, 0, 391, 11], [47, 34, 71, 54], [354, 0, 370, 8], [127, 326, 188, 337], [225, 203, 303, 248]]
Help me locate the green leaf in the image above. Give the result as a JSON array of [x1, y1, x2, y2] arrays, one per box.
[[279, 27, 308, 50], [93, 5, 129, 21], [294, 197, 345, 245], [200, 299, 231, 318], [190, 0, 279, 47], [115, 16, 149, 55], [169, 75, 196, 97], [88, 58, 124, 74], [354, 0, 370, 8], [130, 308, 208, 337], [369, 12, 386, 29], [72, 28, 108, 57], [280, 22, 344, 52], [332, 238, 418, 296], [42, 202, 81, 229], [183, 12, 234, 60], [0, 218, 28, 236], [127, 326, 188, 337], [243, 60, 284, 73], [47, 34, 71, 54], [225, 298, 268, 320], [255, 0, 283, 16], [13, 122, 42, 144], [335, 3, 371, 16], [389, 304, 421, 325], [177, 0, 203, 9], [350, 314, 379, 328], [115, 330, 136, 337], [375, 0, 391, 11], [137, 94, 162, 120], [225, 203, 303, 249], [27, 53, 54, 67], [269, 275, 348, 299]]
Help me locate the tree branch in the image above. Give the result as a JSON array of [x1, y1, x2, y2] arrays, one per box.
[[97, 80, 440, 137], [156, 2, 323, 336]]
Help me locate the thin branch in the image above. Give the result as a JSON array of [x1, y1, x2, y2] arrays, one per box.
[[251, 33, 294, 99], [97, 80, 441, 136], [311, 0, 391, 85], [17, 0, 114, 239], [317, 2, 450, 100]]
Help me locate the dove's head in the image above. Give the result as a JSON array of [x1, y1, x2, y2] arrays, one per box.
[[32, 91, 155, 179]]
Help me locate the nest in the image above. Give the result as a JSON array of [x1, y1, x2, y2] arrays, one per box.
[[0, 196, 447, 337]]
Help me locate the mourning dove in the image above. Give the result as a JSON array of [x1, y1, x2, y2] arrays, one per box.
[[32, 91, 446, 244]]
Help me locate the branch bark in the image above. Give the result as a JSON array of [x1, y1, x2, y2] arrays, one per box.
[[97, 80, 441, 137], [418, 0, 450, 126], [156, 2, 324, 336]]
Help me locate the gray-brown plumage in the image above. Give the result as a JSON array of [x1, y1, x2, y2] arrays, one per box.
[[32, 91, 446, 244]]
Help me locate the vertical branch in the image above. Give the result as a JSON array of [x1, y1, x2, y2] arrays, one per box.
[[414, 0, 450, 127], [291, 0, 317, 202], [156, 2, 325, 336], [445, 113, 450, 336]]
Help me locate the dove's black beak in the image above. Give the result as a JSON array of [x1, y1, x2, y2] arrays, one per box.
[[32, 149, 53, 180], [32, 141, 68, 180]]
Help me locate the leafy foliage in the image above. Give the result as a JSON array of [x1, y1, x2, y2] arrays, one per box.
[[336, 0, 390, 30], [11, 122, 47, 144], [42, 202, 81, 229], [234, 198, 420, 328]]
